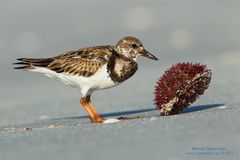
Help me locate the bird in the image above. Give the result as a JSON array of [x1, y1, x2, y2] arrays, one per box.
[[14, 36, 158, 123]]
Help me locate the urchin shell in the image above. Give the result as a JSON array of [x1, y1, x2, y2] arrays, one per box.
[[154, 62, 212, 116]]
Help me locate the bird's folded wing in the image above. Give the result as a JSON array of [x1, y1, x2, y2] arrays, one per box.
[[48, 47, 113, 77], [47, 58, 106, 77]]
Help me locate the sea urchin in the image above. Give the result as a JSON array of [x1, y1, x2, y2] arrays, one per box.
[[154, 62, 212, 116]]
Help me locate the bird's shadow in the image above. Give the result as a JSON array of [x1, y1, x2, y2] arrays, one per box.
[[52, 103, 225, 121]]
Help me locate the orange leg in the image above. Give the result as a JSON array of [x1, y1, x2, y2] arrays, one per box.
[[80, 97, 105, 123], [80, 98, 95, 121], [86, 95, 105, 123]]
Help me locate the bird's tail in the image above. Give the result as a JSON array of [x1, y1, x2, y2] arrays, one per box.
[[13, 58, 54, 70]]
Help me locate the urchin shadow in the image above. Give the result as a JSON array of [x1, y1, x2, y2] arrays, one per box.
[[52, 103, 225, 121], [52, 108, 156, 120], [183, 103, 225, 113]]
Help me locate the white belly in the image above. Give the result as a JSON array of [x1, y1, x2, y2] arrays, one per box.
[[31, 64, 118, 96]]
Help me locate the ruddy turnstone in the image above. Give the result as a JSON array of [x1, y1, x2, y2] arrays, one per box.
[[14, 36, 158, 123]]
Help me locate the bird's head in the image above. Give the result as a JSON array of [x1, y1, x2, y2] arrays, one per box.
[[115, 36, 158, 61]]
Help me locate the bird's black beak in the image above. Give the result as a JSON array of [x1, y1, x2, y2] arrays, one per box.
[[141, 49, 158, 61]]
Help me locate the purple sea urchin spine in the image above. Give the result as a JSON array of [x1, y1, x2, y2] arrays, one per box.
[[154, 62, 212, 116]]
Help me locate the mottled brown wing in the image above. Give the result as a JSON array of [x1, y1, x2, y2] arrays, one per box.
[[47, 46, 114, 77], [47, 58, 106, 77], [56, 45, 113, 60]]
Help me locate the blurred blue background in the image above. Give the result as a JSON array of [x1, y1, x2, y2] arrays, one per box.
[[0, 0, 239, 126]]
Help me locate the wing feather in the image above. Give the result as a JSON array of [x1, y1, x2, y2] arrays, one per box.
[[14, 45, 115, 76], [47, 46, 114, 77]]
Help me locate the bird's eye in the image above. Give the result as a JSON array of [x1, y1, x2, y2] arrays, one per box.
[[131, 43, 137, 48]]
